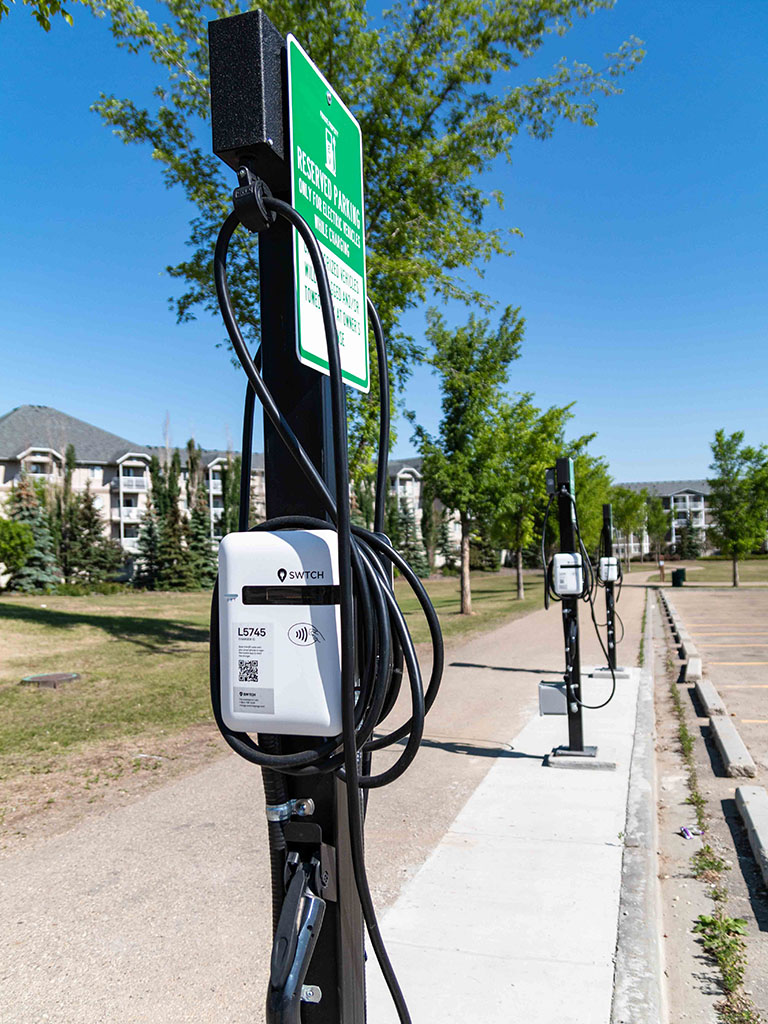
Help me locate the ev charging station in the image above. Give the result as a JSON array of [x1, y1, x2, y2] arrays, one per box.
[[539, 458, 618, 767], [207, 12, 444, 1022], [592, 502, 628, 680]]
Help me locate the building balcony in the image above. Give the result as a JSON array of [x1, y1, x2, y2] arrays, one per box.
[[112, 477, 147, 491], [209, 480, 223, 495], [122, 538, 140, 552], [212, 507, 224, 519]]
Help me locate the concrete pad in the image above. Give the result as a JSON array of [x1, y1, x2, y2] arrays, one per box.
[[695, 679, 727, 716], [736, 786, 768, 891], [367, 670, 642, 1024], [710, 716, 757, 778]]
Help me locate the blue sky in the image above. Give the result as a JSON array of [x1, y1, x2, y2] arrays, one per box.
[[1, 0, 766, 481]]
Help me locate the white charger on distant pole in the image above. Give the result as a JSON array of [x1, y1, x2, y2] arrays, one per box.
[[551, 552, 584, 597], [218, 529, 342, 736], [598, 556, 619, 583]]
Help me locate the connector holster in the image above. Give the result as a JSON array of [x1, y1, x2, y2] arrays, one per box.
[[233, 166, 276, 233]]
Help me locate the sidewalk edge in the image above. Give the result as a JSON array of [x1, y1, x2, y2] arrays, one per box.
[[611, 588, 666, 1024]]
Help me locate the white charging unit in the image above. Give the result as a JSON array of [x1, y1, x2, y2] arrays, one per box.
[[218, 529, 342, 736], [552, 552, 584, 597], [598, 556, 619, 583]]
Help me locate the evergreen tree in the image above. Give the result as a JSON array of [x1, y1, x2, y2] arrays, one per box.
[[676, 516, 702, 560], [436, 509, 458, 573], [420, 478, 438, 571], [396, 499, 430, 578], [385, 487, 401, 551], [187, 491, 217, 588], [0, 519, 34, 575], [220, 453, 241, 538], [7, 474, 60, 591], [69, 483, 124, 583], [134, 501, 161, 589]]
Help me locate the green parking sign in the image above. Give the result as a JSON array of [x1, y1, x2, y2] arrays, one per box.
[[287, 34, 369, 393]]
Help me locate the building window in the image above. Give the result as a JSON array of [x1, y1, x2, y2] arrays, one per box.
[[122, 466, 144, 477], [89, 466, 100, 479], [124, 525, 139, 539], [123, 496, 138, 508], [29, 463, 46, 475]]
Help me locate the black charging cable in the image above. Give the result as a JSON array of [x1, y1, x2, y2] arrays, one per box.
[[210, 177, 443, 1023]]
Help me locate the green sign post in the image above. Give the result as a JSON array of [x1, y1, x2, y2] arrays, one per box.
[[287, 35, 369, 393]]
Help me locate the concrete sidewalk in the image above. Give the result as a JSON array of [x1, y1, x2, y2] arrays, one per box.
[[367, 666, 652, 1024]]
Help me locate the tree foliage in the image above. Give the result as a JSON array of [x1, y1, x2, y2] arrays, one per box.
[[0, 0, 76, 30], [411, 305, 523, 612], [645, 494, 670, 560], [89, 0, 642, 473], [0, 519, 34, 574], [708, 429, 768, 586], [68, 483, 125, 583], [6, 474, 61, 592], [609, 484, 645, 567]]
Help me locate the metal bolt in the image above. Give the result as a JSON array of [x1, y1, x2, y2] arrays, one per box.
[[301, 985, 322, 1003], [326, 90, 332, 106], [294, 798, 315, 817]]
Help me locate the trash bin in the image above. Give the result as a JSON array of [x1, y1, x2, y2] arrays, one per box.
[[672, 568, 685, 587]]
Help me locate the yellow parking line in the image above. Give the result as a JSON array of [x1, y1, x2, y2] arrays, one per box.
[[742, 719, 768, 724], [698, 643, 768, 647], [692, 632, 768, 637], [710, 662, 768, 666], [719, 683, 768, 688]]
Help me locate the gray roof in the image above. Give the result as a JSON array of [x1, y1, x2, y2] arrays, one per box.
[[388, 456, 423, 478], [619, 479, 711, 497], [0, 405, 147, 463], [0, 406, 264, 470]]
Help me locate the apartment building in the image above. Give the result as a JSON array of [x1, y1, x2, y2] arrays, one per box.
[[0, 405, 265, 555], [617, 480, 714, 558]]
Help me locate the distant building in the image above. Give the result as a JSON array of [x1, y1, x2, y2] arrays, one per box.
[[0, 405, 265, 555], [618, 480, 714, 558]]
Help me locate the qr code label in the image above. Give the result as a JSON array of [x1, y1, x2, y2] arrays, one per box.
[[238, 659, 260, 683]]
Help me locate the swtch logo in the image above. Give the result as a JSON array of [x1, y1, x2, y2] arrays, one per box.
[[288, 623, 325, 646], [277, 568, 287, 583]]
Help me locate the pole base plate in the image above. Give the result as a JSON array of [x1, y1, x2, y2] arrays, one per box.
[[545, 745, 616, 771]]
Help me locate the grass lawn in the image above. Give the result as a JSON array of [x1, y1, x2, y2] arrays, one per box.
[[0, 571, 542, 780], [646, 558, 768, 585]]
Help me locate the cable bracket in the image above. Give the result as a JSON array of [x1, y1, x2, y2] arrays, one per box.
[[233, 166, 276, 233]]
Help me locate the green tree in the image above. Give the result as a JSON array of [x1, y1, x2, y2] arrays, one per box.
[[420, 477, 438, 571], [675, 515, 701, 561], [396, 498, 430, 578], [645, 495, 671, 571], [134, 500, 161, 590], [708, 430, 768, 587], [91, 0, 642, 476], [610, 485, 646, 571], [69, 483, 125, 584], [491, 395, 576, 599], [220, 453, 241, 538], [0, 519, 34, 576], [6, 474, 60, 591], [411, 306, 524, 613], [187, 490, 217, 588], [570, 452, 612, 554], [0, 0, 76, 30]]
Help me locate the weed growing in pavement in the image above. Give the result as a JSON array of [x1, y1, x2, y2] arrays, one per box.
[[694, 912, 748, 993], [693, 844, 729, 879], [663, 616, 763, 1024]]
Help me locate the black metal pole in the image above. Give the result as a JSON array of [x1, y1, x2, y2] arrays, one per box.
[[209, 11, 365, 1021], [603, 503, 617, 672], [556, 457, 584, 753]]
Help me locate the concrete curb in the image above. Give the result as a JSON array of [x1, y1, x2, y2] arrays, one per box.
[[736, 787, 768, 891], [686, 655, 703, 681], [695, 679, 727, 717], [657, 591, 702, 683], [710, 716, 757, 778], [611, 589, 665, 1024]]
